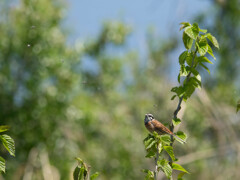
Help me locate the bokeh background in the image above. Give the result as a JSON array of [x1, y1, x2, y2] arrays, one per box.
[[0, 0, 240, 179]]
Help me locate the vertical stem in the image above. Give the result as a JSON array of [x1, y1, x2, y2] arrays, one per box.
[[154, 143, 159, 180]]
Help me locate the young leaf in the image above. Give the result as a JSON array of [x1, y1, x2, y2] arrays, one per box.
[[142, 169, 154, 180], [182, 32, 193, 50], [0, 135, 15, 156], [172, 163, 189, 174], [206, 33, 219, 49], [184, 25, 198, 40], [180, 22, 191, 31], [186, 52, 193, 66], [172, 118, 181, 126], [180, 65, 189, 77], [197, 37, 208, 56], [178, 172, 187, 180], [199, 63, 210, 74], [199, 28, 207, 33], [179, 51, 188, 65], [196, 56, 213, 64], [163, 146, 176, 161], [158, 159, 172, 179], [207, 44, 216, 60], [160, 135, 171, 145], [0, 156, 5, 173], [175, 131, 187, 142], [90, 172, 99, 180], [0, 126, 9, 133]]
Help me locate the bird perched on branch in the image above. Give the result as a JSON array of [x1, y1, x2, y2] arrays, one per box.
[[144, 114, 185, 143]]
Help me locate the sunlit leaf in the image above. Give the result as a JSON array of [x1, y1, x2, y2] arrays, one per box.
[[158, 159, 172, 179], [172, 118, 181, 126], [172, 163, 189, 174], [182, 32, 193, 50], [164, 146, 176, 161], [197, 37, 208, 56], [0, 135, 15, 156], [179, 51, 188, 65], [0, 126, 9, 133], [90, 172, 99, 180], [0, 156, 5, 173], [206, 33, 219, 49], [180, 22, 191, 31], [207, 44, 216, 60], [184, 25, 198, 40], [160, 135, 171, 145]]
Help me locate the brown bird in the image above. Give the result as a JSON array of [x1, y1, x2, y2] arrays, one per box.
[[144, 114, 185, 143]]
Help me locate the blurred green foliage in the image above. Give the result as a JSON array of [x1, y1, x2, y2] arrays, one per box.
[[0, 0, 239, 180]]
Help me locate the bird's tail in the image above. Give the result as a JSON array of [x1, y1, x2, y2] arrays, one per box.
[[172, 134, 186, 144]]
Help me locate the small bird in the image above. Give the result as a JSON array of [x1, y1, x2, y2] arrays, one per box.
[[144, 114, 185, 143]]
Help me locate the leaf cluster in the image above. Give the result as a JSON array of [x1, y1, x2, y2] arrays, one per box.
[[171, 22, 219, 102], [143, 133, 188, 179]]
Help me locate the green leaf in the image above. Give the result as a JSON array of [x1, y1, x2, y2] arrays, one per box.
[[142, 169, 154, 180], [0, 126, 9, 133], [158, 159, 172, 179], [180, 65, 189, 77], [189, 67, 199, 76], [180, 22, 191, 31], [144, 135, 156, 149], [199, 28, 207, 33], [196, 56, 213, 64], [0, 156, 5, 173], [145, 150, 156, 158], [164, 146, 176, 161], [178, 74, 181, 83], [197, 37, 208, 56], [199, 63, 210, 74], [186, 52, 193, 66], [73, 165, 81, 180], [178, 172, 187, 180], [171, 86, 185, 97], [237, 100, 240, 113], [0, 134, 15, 156], [207, 44, 216, 60], [160, 135, 171, 145], [171, 95, 177, 101], [184, 25, 198, 40], [179, 51, 188, 65], [175, 131, 187, 141], [206, 33, 219, 49], [172, 118, 181, 126], [90, 172, 99, 180], [182, 32, 193, 50], [172, 163, 189, 174], [184, 83, 195, 98]]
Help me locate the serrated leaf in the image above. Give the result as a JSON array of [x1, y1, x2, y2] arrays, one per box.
[[184, 26, 198, 40], [206, 33, 219, 49], [207, 44, 216, 60], [179, 51, 188, 65], [196, 56, 213, 64], [180, 22, 191, 31], [73, 165, 81, 180], [172, 163, 189, 174], [142, 169, 154, 180], [158, 159, 172, 179], [160, 135, 171, 145], [199, 63, 210, 74], [90, 172, 99, 180], [0, 126, 9, 133], [176, 131, 187, 141], [172, 118, 181, 126], [164, 146, 176, 161], [0, 135, 15, 156], [183, 32, 193, 50], [0, 156, 5, 173], [197, 37, 208, 56]]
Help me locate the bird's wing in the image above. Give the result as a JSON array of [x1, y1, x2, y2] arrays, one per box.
[[151, 120, 174, 135]]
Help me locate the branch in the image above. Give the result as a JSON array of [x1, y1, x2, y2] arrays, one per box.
[[154, 143, 159, 180]]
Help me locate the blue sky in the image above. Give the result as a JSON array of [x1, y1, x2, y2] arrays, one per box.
[[66, 0, 213, 80]]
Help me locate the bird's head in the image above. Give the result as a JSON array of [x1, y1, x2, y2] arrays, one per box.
[[144, 114, 154, 125]]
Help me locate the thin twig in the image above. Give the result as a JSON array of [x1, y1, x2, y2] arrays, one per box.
[[154, 143, 159, 180], [169, 48, 198, 156]]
